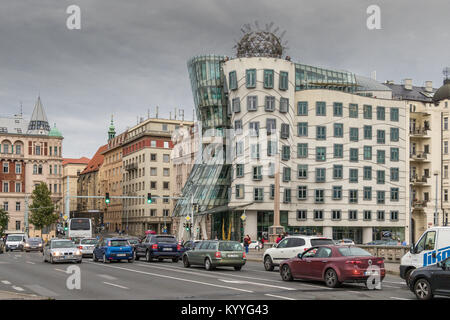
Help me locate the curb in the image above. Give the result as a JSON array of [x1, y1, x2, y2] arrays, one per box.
[[0, 290, 50, 300]]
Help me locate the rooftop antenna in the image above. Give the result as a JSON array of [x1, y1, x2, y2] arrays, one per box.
[[443, 67, 450, 80], [169, 112, 172, 120], [174, 107, 177, 120], [156, 106, 159, 119], [148, 108, 150, 119], [179, 109, 185, 121]]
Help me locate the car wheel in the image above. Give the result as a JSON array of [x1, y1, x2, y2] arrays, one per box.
[[234, 266, 242, 271], [43, 254, 47, 263], [281, 264, 293, 281], [103, 254, 109, 263], [405, 269, 414, 287], [92, 253, 98, 262], [172, 257, 179, 263], [205, 258, 214, 271], [264, 255, 274, 271], [146, 250, 153, 262], [128, 258, 133, 263], [158, 258, 163, 262], [50, 255, 54, 264], [324, 268, 340, 288], [414, 278, 433, 300], [183, 255, 190, 268], [134, 251, 139, 261]]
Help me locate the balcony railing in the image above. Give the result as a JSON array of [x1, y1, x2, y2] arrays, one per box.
[[413, 200, 428, 208], [125, 163, 137, 171], [410, 152, 428, 160], [410, 175, 429, 184], [409, 127, 429, 136]]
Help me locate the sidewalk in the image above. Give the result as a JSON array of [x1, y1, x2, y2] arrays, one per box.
[[245, 249, 400, 276], [0, 290, 50, 300]]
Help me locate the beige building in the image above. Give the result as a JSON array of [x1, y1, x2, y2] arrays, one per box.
[[0, 97, 63, 237], [122, 118, 192, 235], [62, 157, 90, 215]]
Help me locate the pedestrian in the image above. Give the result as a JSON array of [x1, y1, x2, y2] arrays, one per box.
[[276, 234, 282, 244], [243, 235, 250, 254]]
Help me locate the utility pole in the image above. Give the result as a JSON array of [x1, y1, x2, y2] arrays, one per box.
[[24, 194, 29, 237], [269, 146, 284, 242], [434, 172, 439, 226]]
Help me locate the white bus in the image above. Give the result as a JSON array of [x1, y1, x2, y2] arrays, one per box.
[[67, 218, 93, 239]]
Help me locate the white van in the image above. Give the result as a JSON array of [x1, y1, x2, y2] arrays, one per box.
[[400, 227, 450, 285], [5, 233, 28, 252]]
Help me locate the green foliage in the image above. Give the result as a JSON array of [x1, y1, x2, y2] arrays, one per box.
[[29, 182, 58, 233], [0, 208, 9, 236]]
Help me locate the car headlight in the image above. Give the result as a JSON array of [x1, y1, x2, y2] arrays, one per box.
[[75, 250, 81, 255], [38, 243, 42, 247], [53, 251, 61, 256], [25, 244, 30, 247]]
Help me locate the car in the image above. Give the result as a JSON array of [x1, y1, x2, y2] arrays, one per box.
[[135, 234, 182, 262], [5, 233, 27, 252], [182, 240, 202, 252], [279, 245, 386, 288], [77, 238, 98, 257], [409, 256, 450, 300], [92, 238, 133, 263], [242, 240, 262, 250], [336, 239, 356, 246], [43, 239, 82, 264], [182, 240, 246, 271], [263, 235, 335, 271], [24, 237, 44, 252]]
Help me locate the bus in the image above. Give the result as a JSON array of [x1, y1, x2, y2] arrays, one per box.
[[67, 218, 93, 239]]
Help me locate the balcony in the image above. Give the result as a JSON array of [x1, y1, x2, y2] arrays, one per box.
[[125, 163, 137, 171], [409, 127, 430, 138], [410, 152, 429, 161], [410, 175, 430, 186], [412, 200, 428, 209]]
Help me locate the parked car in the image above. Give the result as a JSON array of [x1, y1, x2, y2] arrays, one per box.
[[126, 237, 140, 254], [77, 238, 98, 257], [241, 240, 262, 250], [279, 245, 385, 288], [135, 234, 182, 262], [24, 237, 44, 252], [43, 239, 82, 264], [92, 238, 133, 263], [336, 239, 355, 246], [182, 240, 246, 271], [263, 235, 334, 271], [5, 233, 27, 252], [409, 256, 450, 300], [182, 240, 202, 252]]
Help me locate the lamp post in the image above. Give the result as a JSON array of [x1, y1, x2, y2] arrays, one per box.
[[434, 172, 439, 226]]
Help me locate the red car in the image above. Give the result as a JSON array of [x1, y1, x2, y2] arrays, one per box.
[[279, 245, 385, 288]]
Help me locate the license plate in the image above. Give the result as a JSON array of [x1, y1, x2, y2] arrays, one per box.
[[117, 254, 126, 257], [228, 254, 238, 258], [364, 271, 378, 276], [163, 248, 172, 251]]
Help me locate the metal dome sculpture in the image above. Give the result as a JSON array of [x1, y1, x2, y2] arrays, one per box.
[[234, 21, 288, 58]]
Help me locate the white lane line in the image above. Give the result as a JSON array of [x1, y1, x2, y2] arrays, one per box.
[[1, 280, 11, 285], [12, 286, 24, 292], [384, 281, 406, 285], [26, 261, 36, 265], [265, 293, 295, 300], [102, 282, 129, 290], [217, 279, 296, 291], [98, 274, 117, 281], [390, 296, 411, 300], [86, 262, 254, 294], [54, 268, 66, 273]]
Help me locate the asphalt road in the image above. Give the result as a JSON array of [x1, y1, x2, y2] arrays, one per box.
[[0, 250, 417, 300]]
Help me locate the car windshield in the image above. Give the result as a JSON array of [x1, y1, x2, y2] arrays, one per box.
[[109, 240, 129, 247], [70, 219, 90, 230], [218, 242, 243, 251], [7, 235, 23, 241], [52, 241, 76, 249], [27, 238, 42, 243], [338, 247, 372, 257], [127, 239, 139, 244], [310, 238, 334, 246], [80, 239, 98, 245], [156, 237, 176, 243]]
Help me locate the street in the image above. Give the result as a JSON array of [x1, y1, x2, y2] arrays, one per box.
[[0, 251, 416, 300]]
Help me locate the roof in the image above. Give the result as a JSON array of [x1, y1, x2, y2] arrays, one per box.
[[0, 115, 28, 135], [27, 96, 50, 134], [62, 157, 90, 166], [433, 79, 450, 103], [384, 83, 437, 102], [355, 75, 392, 92], [80, 145, 107, 175]]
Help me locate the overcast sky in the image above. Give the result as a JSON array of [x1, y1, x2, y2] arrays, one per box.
[[1, 0, 449, 158]]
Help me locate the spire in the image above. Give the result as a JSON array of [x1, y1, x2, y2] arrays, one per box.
[[108, 114, 116, 141], [27, 96, 50, 135]]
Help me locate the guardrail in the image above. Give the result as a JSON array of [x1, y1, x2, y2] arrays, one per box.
[[358, 245, 409, 263]]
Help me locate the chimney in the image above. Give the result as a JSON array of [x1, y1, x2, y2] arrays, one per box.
[[403, 78, 413, 90], [425, 81, 433, 93]]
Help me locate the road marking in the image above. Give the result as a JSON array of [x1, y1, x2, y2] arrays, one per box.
[[54, 268, 66, 273], [384, 281, 406, 285], [26, 261, 36, 265], [382, 284, 401, 289], [217, 278, 296, 291], [102, 282, 129, 290], [98, 274, 117, 281], [390, 296, 411, 300], [86, 262, 254, 294], [25, 285, 58, 297], [1, 280, 11, 285], [265, 293, 295, 300], [12, 286, 24, 292]]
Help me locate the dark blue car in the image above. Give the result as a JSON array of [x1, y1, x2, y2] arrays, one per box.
[[92, 238, 133, 263]]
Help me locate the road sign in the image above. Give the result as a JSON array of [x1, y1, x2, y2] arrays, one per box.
[[240, 213, 246, 221], [185, 216, 191, 221], [63, 215, 68, 221]]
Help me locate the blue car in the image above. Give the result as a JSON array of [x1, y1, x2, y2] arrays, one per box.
[[92, 238, 133, 263]]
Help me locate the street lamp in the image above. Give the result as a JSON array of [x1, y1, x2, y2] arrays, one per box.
[[434, 172, 439, 226]]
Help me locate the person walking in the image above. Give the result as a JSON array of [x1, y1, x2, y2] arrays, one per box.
[[276, 234, 282, 244], [243, 235, 250, 254]]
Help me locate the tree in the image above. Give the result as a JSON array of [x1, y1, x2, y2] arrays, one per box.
[[0, 208, 9, 236], [29, 182, 58, 234]]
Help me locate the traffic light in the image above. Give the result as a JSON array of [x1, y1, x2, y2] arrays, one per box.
[[147, 193, 153, 204], [105, 193, 110, 204]]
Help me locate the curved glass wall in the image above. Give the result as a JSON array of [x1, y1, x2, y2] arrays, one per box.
[[295, 63, 357, 92]]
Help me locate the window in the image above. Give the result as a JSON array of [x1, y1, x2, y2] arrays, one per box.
[[253, 166, 262, 180], [236, 141, 244, 157], [349, 210, 358, 221], [315, 168, 326, 182], [150, 181, 157, 189], [229, 71, 237, 90], [445, 117, 449, 131], [15, 182, 21, 193], [445, 141, 449, 154], [247, 96, 258, 111], [445, 189, 448, 202], [349, 169, 358, 183], [163, 168, 170, 176], [363, 105, 372, 119], [350, 128, 359, 142], [270, 184, 275, 199], [282, 145, 290, 161], [164, 141, 169, 148], [264, 96, 275, 112], [316, 126, 326, 140], [314, 210, 324, 220], [363, 166, 372, 180], [391, 188, 399, 201], [316, 147, 326, 161], [297, 101, 308, 115], [333, 144, 343, 158], [280, 98, 289, 113], [251, 144, 260, 159], [332, 186, 342, 200], [297, 143, 308, 158], [390, 108, 399, 122], [283, 167, 291, 182], [316, 101, 326, 116], [364, 125, 372, 140], [16, 202, 20, 211], [377, 191, 385, 204], [298, 186, 307, 200], [377, 170, 385, 184], [3, 162, 9, 173], [350, 148, 359, 162], [364, 146, 372, 160], [246, 69, 256, 88], [377, 150, 385, 164], [376, 106, 385, 120], [377, 130, 385, 144], [298, 122, 308, 136], [281, 123, 290, 139], [298, 164, 308, 179], [150, 167, 157, 176], [16, 145, 21, 155], [391, 148, 399, 161], [349, 103, 358, 118], [333, 102, 343, 117], [267, 140, 277, 156], [38, 165, 42, 175], [283, 188, 291, 203], [268, 162, 275, 177], [232, 98, 241, 113], [264, 69, 274, 88], [315, 190, 324, 203], [363, 187, 372, 201], [254, 188, 264, 201], [236, 164, 244, 178], [333, 165, 343, 179], [334, 123, 343, 137], [390, 127, 399, 142], [235, 184, 244, 199], [364, 210, 372, 221], [163, 182, 169, 189], [330, 210, 342, 221], [151, 154, 157, 161], [266, 118, 276, 135], [377, 211, 385, 221], [297, 210, 307, 220], [249, 121, 260, 137], [349, 189, 358, 203], [279, 71, 289, 90], [15, 220, 20, 230], [390, 211, 399, 221]]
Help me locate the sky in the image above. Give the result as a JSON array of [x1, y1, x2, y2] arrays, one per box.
[[0, 0, 449, 158]]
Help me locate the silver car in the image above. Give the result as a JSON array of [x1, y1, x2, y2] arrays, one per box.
[[77, 238, 98, 257], [43, 239, 82, 264]]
